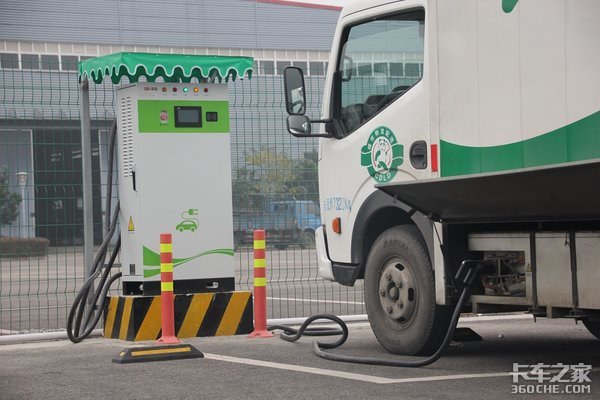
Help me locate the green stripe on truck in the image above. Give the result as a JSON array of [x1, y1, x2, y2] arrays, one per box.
[[440, 110, 600, 177]]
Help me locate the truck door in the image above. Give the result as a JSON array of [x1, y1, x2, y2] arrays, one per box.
[[320, 4, 431, 263]]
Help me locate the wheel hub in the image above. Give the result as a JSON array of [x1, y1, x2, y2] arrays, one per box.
[[378, 260, 417, 323]]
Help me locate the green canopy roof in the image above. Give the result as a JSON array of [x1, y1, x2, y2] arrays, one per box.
[[78, 52, 253, 84]]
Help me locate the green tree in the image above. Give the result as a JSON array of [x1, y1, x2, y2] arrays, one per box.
[[288, 149, 318, 202], [0, 167, 22, 229]]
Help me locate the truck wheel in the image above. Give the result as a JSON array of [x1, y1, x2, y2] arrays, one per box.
[[300, 230, 315, 249], [583, 320, 600, 339], [364, 225, 451, 356]]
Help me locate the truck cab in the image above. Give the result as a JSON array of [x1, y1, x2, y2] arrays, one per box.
[[292, 200, 321, 248], [269, 200, 321, 248]]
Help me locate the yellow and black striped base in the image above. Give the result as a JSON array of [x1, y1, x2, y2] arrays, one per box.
[[103, 291, 253, 341]]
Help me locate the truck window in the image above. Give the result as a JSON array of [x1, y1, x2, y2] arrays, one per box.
[[336, 10, 425, 135], [273, 203, 290, 212]]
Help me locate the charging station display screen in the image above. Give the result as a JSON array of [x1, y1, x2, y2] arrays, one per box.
[[174, 106, 202, 127]]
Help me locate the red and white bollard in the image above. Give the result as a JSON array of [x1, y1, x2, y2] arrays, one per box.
[[112, 233, 206, 363], [156, 233, 181, 344], [248, 230, 273, 338]]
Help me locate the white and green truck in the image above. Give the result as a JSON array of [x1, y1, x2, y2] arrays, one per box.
[[283, 0, 600, 356]]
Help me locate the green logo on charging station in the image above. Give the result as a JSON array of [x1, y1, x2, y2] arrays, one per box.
[[176, 208, 199, 233], [361, 126, 403, 184]]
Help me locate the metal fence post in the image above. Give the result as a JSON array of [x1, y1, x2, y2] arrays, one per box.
[[79, 78, 94, 280]]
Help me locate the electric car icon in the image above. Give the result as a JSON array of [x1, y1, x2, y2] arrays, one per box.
[[176, 220, 198, 232]]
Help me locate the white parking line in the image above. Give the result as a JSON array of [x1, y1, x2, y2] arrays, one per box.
[[267, 297, 364, 305], [203, 353, 512, 385]]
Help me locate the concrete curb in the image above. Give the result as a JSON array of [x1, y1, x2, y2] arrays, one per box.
[[0, 329, 103, 344]]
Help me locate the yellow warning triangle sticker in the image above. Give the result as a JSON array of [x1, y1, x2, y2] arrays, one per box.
[[128, 216, 135, 232]]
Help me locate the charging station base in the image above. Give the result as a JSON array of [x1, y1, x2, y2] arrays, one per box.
[[103, 291, 253, 341]]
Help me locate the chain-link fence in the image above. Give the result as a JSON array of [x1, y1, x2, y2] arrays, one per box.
[[0, 57, 365, 335]]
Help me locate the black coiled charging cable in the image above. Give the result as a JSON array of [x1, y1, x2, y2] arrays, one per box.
[[67, 121, 121, 343], [269, 261, 485, 367]]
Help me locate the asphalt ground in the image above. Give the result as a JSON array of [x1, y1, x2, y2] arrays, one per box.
[[1, 316, 599, 400]]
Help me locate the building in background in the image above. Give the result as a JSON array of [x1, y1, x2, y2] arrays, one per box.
[[0, 0, 340, 245]]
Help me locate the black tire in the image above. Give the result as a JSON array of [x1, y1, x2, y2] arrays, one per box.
[[583, 320, 600, 339], [299, 230, 316, 249], [364, 225, 452, 356]]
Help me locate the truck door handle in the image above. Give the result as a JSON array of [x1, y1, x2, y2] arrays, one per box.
[[409, 140, 428, 170]]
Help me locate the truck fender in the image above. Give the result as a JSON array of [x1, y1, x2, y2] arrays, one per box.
[[351, 190, 434, 274]]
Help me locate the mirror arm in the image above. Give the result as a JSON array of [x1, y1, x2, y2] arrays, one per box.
[[288, 118, 334, 138], [311, 118, 332, 124], [290, 131, 332, 138], [309, 118, 334, 138]]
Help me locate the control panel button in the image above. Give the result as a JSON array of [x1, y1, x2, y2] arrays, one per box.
[[206, 112, 218, 122], [159, 110, 169, 124]]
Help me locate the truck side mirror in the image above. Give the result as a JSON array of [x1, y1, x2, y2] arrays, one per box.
[[287, 115, 312, 137], [283, 66, 333, 138], [283, 66, 306, 115]]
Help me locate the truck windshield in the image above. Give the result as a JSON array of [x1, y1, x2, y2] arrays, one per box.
[[337, 9, 425, 134]]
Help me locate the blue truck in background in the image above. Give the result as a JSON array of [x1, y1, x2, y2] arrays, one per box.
[[233, 200, 321, 249]]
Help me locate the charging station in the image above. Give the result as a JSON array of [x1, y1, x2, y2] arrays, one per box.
[[116, 81, 235, 295], [72, 53, 255, 342]]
